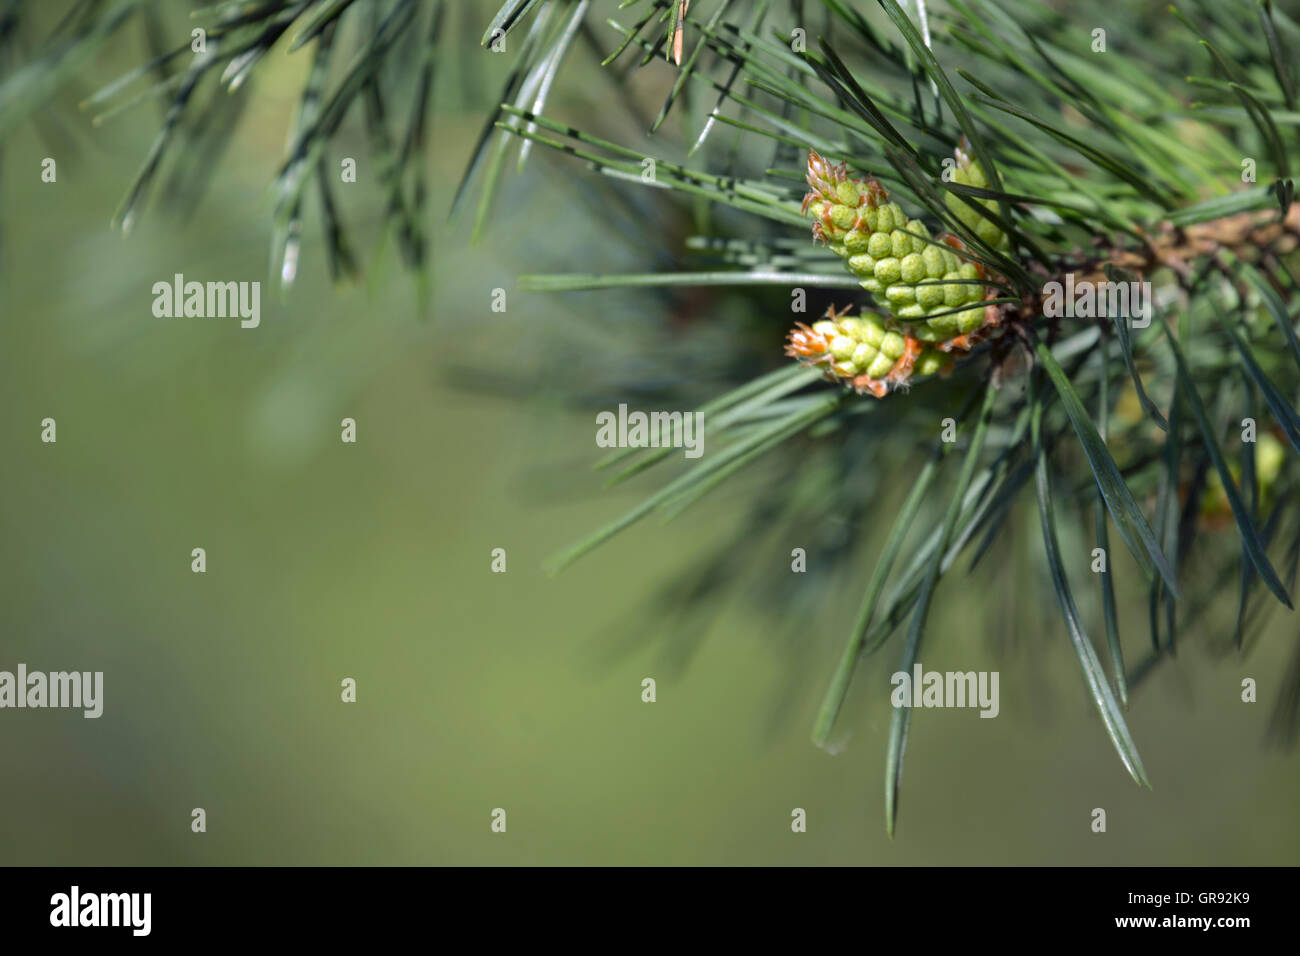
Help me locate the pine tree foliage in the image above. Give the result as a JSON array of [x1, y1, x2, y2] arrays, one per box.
[[3, 0, 1299, 833], [0, 0, 451, 301], [471, 0, 1300, 833]]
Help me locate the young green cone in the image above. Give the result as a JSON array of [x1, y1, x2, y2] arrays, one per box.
[[944, 137, 1011, 254], [785, 306, 950, 398], [802, 149, 999, 344]]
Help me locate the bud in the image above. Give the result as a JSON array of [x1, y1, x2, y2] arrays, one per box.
[[1200, 432, 1287, 522]]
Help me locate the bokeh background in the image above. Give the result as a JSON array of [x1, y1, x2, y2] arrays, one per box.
[[1, 0, 1297, 865]]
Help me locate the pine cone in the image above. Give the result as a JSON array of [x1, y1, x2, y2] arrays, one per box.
[[802, 150, 993, 343], [785, 306, 950, 398]]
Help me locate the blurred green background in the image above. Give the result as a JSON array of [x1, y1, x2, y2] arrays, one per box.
[[1, 0, 1297, 865]]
